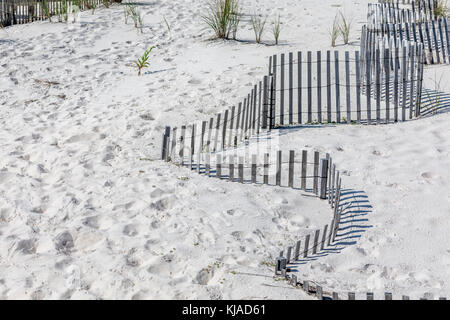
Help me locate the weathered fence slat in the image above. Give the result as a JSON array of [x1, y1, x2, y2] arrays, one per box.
[[298, 51, 303, 124], [307, 51, 312, 123], [335, 51, 341, 123], [301, 150, 307, 190], [288, 150, 294, 188], [276, 150, 282, 186], [303, 234, 310, 258]]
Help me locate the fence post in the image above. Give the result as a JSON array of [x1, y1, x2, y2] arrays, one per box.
[[262, 76, 268, 129], [288, 150, 294, 188], [319, 158, 329, 199], [161, 126, 171, 161]]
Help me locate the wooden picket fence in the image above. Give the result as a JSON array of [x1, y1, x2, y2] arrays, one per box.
[[157, 0, 447, 300], [267, 47, 424, 127], [368, 0, 438, 29], [363, 18, 450, 65], [0, 0, 111, 27], [283, 274, 448, 300]]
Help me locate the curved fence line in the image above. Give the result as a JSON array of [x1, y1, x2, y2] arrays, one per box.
[[157, 0, 448, 300]]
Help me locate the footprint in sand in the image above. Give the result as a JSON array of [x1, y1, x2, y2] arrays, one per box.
[[421, 172, 440, 182]]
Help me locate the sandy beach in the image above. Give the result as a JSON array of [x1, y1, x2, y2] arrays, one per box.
[[0, 0, 449, 300]]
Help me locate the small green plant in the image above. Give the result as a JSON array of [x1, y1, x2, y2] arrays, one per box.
[[62, 0, 69, 23], [339, 11, 352, 45], [163, 15, 171, 36], [72, 4, 80, 23], [91, 1, 98, 14], [42, 0, 52, 22], [330, 13, 339, 47], [103, 0, 110, 8], [271, 14, 282, 45], [125, 2, 144, 32], [202, 0, 241, 39], [434, 0, 449, 18], [251, 14, 267, 44], [229, 3, 241, 40], [135, 46, 155, 76]]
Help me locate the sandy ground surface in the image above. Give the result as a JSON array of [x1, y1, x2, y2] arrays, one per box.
[[0, 0, 449, 299]]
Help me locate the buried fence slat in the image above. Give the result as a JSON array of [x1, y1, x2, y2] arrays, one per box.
[[439, 297, 447, 300], [376, 47, 381, 124], [313, 151, 320, 195], [303, 234, 310, 258], [385, 48, 390, 123], [321, 224, 328, 250], [294, 240, 301, 260], [290, 274, 297, 286], [345, 51, 351, 123], [161, 126, 171, 160], [298, 51, 303, 124], [335, 50, 341, 123], [190, 124, 196, 169], [402, 44, 407, 121], [207, 118, 213, 152], [327, 50, 332, 123], [240, 99, 246, 142], [332, 292, 339, 300], [263, 76, 268, 129], [180, 125, 186, 165], [367, 292, 374, 300], [242, 98, 248, 140], [286, 246, 292, 263], [251, 154, 257, 184], [235, 103, 242, 147], [238, 157, 244, 183], [303, 280, 310, 293], [328, 157, 333, 204], [366, 47, 372, 124], [222, 110, 228, 150], [312, 229, 320, 254], [444, 18, 450, 63], [229, 156, 234, 182], [385, 292, 393, 300], [432, 20, 440, 64], [258, 81, 262, 134], [355, 51, 361, 124], [288, 150, 294, 188], [319, 158, 329, 199], [270, 76, 275, 130], [280, 53, 285, 126], [264, 153, 269, 185], [425, 21, 434, 64], [249, 90, 254, 136], [228, 106, 235, 147], [331, 164, 336, 208], [438, 18, 446, 64], [301, 150, 307, 191], [316, 286, 323, 300], [394, 45, 399, 122], [289, 52, 293, 125], [206, 153, 211, 176], [253, 84, 258, 134], [307, 51, 312, 123], [410, 43, 416, 120], [317, 51, 322, 123], [200, 121, 206, 154], [216, 154, 222, 179], [276, 150, 282, 186], [214, 113, 221, 152], [348, 292, 356, 300], [245, 94, 251, 137]]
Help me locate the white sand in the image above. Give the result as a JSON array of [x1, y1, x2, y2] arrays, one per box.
[[0, 0, 449, 299]]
